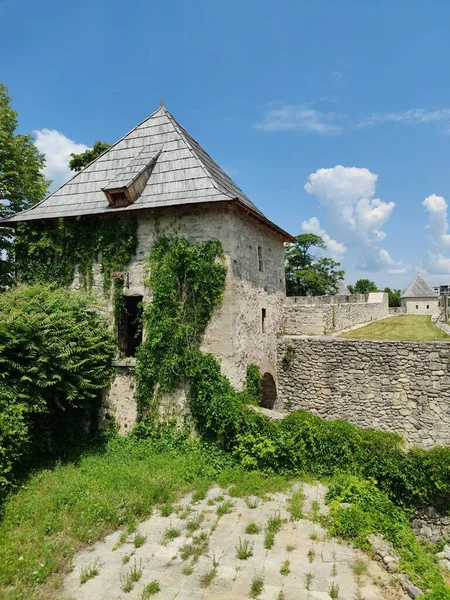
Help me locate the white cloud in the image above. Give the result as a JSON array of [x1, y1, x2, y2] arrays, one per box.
[[422, 194, 450, 246], [358, 108, 450, 133], [302, 216, 347, 261], [34, 129, 90, 190], [423, 251, 450, 274], [254, 104, 344, 135], [304, 165, 409, 274]]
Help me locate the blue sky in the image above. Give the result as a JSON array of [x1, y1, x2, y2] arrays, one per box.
[[2, 0, 450, 288]]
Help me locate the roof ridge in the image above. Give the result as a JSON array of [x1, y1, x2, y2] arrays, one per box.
[[163, 110, 232, 200]]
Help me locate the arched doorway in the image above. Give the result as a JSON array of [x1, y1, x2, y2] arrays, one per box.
[[261, 373, 277, 409]]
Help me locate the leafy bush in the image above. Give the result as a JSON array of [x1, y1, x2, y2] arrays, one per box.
[[0, 284, 115, 492], [326, 474, 450, 599]]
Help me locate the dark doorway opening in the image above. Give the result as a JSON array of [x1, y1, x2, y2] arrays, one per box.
[[261, 372, 277, 409], [118, 295, 143, 357]]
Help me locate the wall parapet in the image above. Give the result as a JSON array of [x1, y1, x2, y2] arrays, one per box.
[[282, 292, 388, 335], [277, 336, 450, 448]]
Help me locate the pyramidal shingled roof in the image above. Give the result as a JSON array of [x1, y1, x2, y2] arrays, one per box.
[[2, 106, 291, 239], [401, 274, 436, 298]]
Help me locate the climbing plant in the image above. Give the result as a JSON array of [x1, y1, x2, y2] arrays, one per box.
[[14, 216, 137, 291], [136, 236, 227, 413]]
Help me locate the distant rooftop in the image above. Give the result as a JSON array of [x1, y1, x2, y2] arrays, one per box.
[[402, 274, 436, 298]]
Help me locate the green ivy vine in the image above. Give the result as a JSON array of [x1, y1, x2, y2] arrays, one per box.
[[14, 216, 137, 292], [136, 236, 227, 413]]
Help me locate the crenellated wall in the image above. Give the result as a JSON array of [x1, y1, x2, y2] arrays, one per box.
[[282, 292, 389, 336]]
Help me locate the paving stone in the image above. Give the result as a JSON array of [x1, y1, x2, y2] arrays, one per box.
[[62, 484, 409, 600]]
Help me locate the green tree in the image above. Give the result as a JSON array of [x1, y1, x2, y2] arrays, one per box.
[[0, 83, 50, 290], [348, 279, 379, 294], [285, 233, 345, 296], [69, 141, 111, 172], [384, 287, 402, 307]]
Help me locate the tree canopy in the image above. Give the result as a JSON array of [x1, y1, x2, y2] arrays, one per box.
[[348, 279, 379, 294], [285, 233, 345, 296], [0, 83, 50, 290], [69, 141, 111, 172], [384, 287, 402, 307]]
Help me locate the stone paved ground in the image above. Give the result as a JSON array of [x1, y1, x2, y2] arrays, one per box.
[[63, 483, 408, 600]]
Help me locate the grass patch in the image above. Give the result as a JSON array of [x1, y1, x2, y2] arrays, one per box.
[[264, 512, 283, 550], [134, 532, 147, 548], [280, 559, 290, 576], [249, 574, 264, 598], [236, 538, 253, 560], [186, 513, 204, 533], [287, 488, 305, 520], [182, 564, 194, 575], [199, 567, 217, 588], [120, 559, 142, 592], [80, 557, 100, 584], [142, 579, 161, 597], [180, 532, 209, 562], [217, 500, 234, 517], [245, 522, 261, 534], [160, 504, 174, 517], [163, 527, 181, 543], [340, 315, 450, 341]]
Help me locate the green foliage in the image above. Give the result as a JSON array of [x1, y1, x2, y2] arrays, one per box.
[[0, 284, 115, 492], [348, 279, 379, 294], [0, 432, 242, 597], [326, 474, 450, 599], [136, 236, 227, 413], [0, 82, 50, 290], [384, 287, 402, 307], [244, 364, 263, 405], [69, 140, 111, 172], [14, 217, 137, 292], [285, 233, 345, 296]]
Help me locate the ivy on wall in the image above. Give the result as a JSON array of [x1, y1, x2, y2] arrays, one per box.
[[14, 217, 137, 291], [136, 236, 227, 413]]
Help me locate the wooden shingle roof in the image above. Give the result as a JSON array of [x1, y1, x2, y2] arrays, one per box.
[[1, 106, 293, 240], [401, 274, 436, 298]]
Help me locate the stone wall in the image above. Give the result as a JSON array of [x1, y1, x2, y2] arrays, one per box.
[[277, 336, 450, 448], [74, 203, 286, 429], [282, 292, 389, 336], [402, 297, 440, 317]]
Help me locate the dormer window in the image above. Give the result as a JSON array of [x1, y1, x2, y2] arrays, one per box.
[[102, 147, 161, 208], [103, 189, 131, 208]]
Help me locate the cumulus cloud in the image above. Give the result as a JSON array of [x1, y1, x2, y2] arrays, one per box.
[[304, 165, 409, 274], [423, 251, 450, 274], [358, 108, 450, 134], [254, 104, 344, 135], [34, 129, 90, 190], [302, 216, 347, 261], [422, 194, 450, 246]]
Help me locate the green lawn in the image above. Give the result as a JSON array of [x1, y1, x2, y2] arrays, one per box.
[[340, 315, 450, 341]]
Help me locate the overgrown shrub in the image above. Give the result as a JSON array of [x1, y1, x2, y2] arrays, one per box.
[[0, 284, 115, 492], [326, 474, 450, 599]]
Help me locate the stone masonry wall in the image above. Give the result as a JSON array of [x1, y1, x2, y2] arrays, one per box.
[[277, 336, 450, 448], [72, 203, 286, 429], [282, 292, 388, 336]]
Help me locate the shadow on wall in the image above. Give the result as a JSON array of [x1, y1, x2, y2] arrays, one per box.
[[261, 372, 277, 409]]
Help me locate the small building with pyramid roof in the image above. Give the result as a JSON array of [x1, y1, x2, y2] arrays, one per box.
[[401, 274, 439, 316], [1, 105, 293, 422]]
